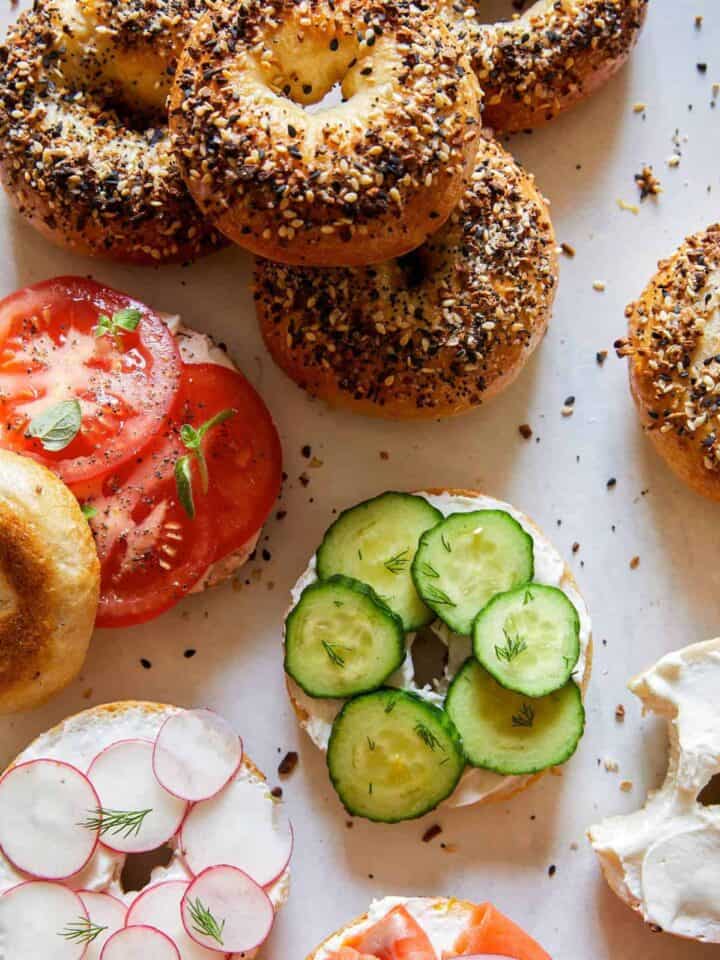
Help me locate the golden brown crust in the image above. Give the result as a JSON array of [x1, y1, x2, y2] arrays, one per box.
[[0, 0, 225, 264], [256, 134, 556, 419], [287, 487, 592, 808], [618, 224, 720, 501], [444, 0, 649, 133], [0, 450, 100, 714], [170, 0, 481, 266]]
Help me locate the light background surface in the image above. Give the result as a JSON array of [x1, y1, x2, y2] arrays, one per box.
[[0, 1, 718, 957]]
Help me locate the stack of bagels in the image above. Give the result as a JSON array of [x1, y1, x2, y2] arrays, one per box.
[[0, 0, 647, 417]]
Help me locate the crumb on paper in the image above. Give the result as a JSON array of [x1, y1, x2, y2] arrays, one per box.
[[596, 350, 608, 365], [560, 241, 576, 257], [630, 555, 640, 570], [632, 102, 646, 113], [604, 759, 619, 773], [667, 155, 680, 168], [309, 456, 323, 468], [617, 199, 639, 215], [593, 280, 606, 292], [616, 704, 626, 722], [278, 751, 299, 777], [422, 824, 443, 843], [379, 450, 390, 460], [518, 423, 533, 439], [620, 780, 633, 793], [635, 165, 663, 199]]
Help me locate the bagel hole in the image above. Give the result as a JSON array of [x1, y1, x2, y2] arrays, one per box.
[[120, 844, 174, 894], [296, 81, 346, 114], [453, 0, 532, 23], [698, 774, 720, 807], [397, 249, 429, 289], [412, 626, 449, 689]]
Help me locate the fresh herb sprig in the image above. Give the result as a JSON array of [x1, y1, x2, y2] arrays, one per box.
[[415, 723, 445, 752], [511, 703, 535, 728], [384, 549, 409, 574], [187, 898, 226, 946], [26, 399, 81, 452], [80, 807, 153, 839], [322, 639, 345, 667], [95, 307, 141, 349], [175, 408, 237, 518], [495, 628, 528, 663], [59, 917, 107, 945]]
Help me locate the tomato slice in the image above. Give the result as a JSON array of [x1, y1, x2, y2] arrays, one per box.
[[449, 905, 550, 960], [87, 362, 282, 627], [177, 363, 283, 563], [345, 907, 438, 960], [0, 277, 181, 485]]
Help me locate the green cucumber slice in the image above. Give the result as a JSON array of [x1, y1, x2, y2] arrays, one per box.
[[472, 584, 580, 697], [327, 689, 465, 822], [445, 658, 585, 775], [411, 510, 534, 635], [285, 576, 405, 699], [316, 492, 442, 630]]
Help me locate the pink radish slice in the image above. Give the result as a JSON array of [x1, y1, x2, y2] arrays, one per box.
[[100, 924, 180, 960], [0, 760, 99, 879], [153, 709, 243, 802], [181, 865, 274, 954], [127, 880, 230, 960], [0, 881, 88, 960], [87, 739, 188, 853], [78, 891, 127, 960], [181, 771, 292, 886]]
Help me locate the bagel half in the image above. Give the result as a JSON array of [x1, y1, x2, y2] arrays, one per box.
[[0, 449, 99, 714], [286, 488, 592, 810]]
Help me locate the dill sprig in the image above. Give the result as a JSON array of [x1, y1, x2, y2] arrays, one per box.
[[422, 585, 456, 607], [495, 628, 528, 663], [511, 703, 535, 728], [59, 917, 107, 945], [322, 639, 345, 667], [384, 549, 409, 574], [188, 898, 226, 946], [415, 723, 445, 752], [80, 807, 152, 839]]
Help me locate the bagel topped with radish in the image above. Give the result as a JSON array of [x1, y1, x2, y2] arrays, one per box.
[[308, 896, 550, 960], [0, 701, 292, 958], [0, 276, 282, 629], [285, 489, 591, 822]]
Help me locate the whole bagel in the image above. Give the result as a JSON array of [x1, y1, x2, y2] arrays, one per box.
[[0, 449, 99, 715], [255, 134, 557, 419], [444, 0, 649, 133], [286, 488, 593, 809], [169, 0, 482, 266], [618, 224, 720, 501], [0, 0, 225, 263]]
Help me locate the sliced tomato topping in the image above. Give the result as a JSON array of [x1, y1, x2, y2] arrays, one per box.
[[449, 904, 550, 960], [345, 906, 438, 960], [0, 277, 181, 485]]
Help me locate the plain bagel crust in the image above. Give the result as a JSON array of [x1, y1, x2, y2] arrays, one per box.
[[287, 488, 593, 808], [0, 0, 225, 263], [0, 450, 100, 715], [170, 0, 482, 266], [617, 224, 720, 501], [255, 134, 557, 419], [444, 0, 649, 133]]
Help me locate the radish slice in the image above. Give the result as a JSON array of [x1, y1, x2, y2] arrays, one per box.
[[100, 925, 180, 960], [0, 760, 99, 879], [87, 740, 188, 853], [78, 891, 127, 960], [0, 881, 89, 959], [153, 709, 243, 802], [181, 771, 292, 886], [181, 865, 274, 954], [127, 880, 226, 960]]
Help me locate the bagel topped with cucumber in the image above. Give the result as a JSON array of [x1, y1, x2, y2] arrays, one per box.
[[0, 276, 282, 629], [284, 489, 591, 822], [0, 701, 292, 958]]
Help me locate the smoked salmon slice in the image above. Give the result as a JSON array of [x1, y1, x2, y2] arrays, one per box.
[[450, 903, 551, 960], [344, 906, 438, 960]]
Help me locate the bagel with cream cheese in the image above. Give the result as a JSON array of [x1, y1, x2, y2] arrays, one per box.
[[256, 134, 557, 419], [307, 895, 551, 960], [0, 449, 99, 715], [444, 0, 649, 133], [0, 701, 292, 958], [0, 0, 224, 263], [285, 488, 592, 820], [170, 0, 482, 266], [617, 224, 720, 501]]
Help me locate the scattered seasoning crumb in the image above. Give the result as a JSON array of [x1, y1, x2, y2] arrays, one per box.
[[560, 241, 575, 257], [83, 687, 93, 699], [695, 14, 703, 28], [346, 820, 354, 829], [667, 155, 681, 168], [262, 549, 272, 562], [276, 510, 287, 520], [561, 404, 574, 418], [620, 780, 633, 792], [184, 649, 196, 659], [630, 555, 640, 570], [572, 542, 580, 554], [422, 824, 443, 843], [635, 165, 663, 199], [564, 395, 575, 406], [548, 865, 557, 877], [570, 842, 579, 851], [596, 350, 608, 366], [271, 786, 283, 799], [441, 842, 458, 853], [301, 444, 312, 459], [379, 450, 390, 460], [278, 751, 298, 777], [617, 199, 639, 215], [593, 280, 607, 292], [518, 423, 533, 439], [140, 658, 152, 670], [616, 704, 626, 722], [604, 759, 619, 773], [632, 102, 646, 113], [299, 473, 310, 487], [607, 477, 617, 489], [309, 456, 323, 468], [697, 62, 708, 74]]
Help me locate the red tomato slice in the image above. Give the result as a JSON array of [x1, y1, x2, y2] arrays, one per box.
[[177, 363, 283, 563], [449, 904, 550, 960], [0, 276, 181, 485], [345, 907, 438, 960]]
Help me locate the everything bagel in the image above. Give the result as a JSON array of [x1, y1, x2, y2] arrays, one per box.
[[444, 0, 649, 133], [169, 0, 482, 266], [255, 134, 557, 419], [0, 0, 224, 263]]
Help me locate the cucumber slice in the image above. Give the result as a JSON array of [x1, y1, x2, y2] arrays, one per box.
[[445, 659, 585, 775], [327, 689, 465, 822], [285, 576, 405, 699], [472, 584, 580, 697], [412, 510, 534, 635], [316, 492, 442, 630]]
